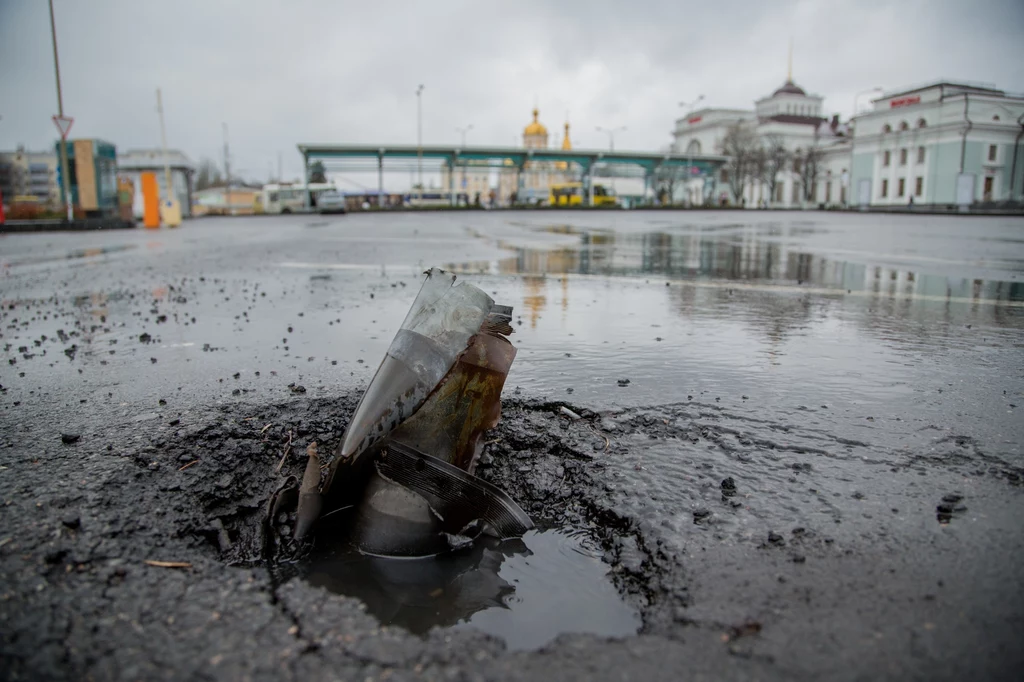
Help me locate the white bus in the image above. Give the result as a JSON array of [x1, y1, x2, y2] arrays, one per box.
[[403, 191, 469, 208], [260, 182, 337, 214]]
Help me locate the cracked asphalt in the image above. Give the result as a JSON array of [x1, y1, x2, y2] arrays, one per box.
[[1, 211, 1023, 681]]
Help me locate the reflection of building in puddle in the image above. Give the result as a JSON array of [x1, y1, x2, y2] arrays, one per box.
[[867, 267, 1024, 305], [500, 246, 580, 276], [305, 537, 528, 634], [522, 276, 547, 328]]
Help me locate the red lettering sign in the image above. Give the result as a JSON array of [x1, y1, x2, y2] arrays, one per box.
[[889, 96, 921, 109], [688, 116, 702, 124]]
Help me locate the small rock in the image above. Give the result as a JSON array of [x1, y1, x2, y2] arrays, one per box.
[[60, 433, 81, 445], [61, 512, 80, 529], [767, 531, 785, 545], [941, 493, 963, 504]]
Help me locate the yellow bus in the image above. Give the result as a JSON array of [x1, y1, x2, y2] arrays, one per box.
[[548, 183, 617, 207]]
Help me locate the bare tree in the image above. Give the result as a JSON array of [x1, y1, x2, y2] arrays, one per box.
[[761, 134, 788, 206], [195, 158, 223, 190], [795, 142, 823, 204], [718, 122, 760, 204], [653, 165, 686, 205], [308, 160, 327, 184]]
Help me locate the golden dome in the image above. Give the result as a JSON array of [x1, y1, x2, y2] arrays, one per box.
[[561, 121, 572, 150], [524, 108, 548, 137]]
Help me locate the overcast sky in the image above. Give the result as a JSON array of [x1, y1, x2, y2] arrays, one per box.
[[2, 0, 1022, 189]]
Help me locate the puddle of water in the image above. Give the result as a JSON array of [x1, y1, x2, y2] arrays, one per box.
[[303, 527, 640, 651], [2, 243, 138, 269]]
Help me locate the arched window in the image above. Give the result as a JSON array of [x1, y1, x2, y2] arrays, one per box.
[[686, 139, 701, 155], [882, 124, 893, 134], [916, 118, 927, 128], [899, 121, 909, 131]]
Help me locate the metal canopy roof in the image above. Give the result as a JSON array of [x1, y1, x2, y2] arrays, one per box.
[[297, 143, 727, 172]]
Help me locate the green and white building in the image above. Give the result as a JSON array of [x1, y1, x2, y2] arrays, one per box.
[[849, 81, 1024, 207]]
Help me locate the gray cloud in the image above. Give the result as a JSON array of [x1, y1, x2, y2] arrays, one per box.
[[2, 0, 1022, 186]]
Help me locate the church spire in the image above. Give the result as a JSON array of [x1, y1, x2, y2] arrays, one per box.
[[787, 39, 793, 82]]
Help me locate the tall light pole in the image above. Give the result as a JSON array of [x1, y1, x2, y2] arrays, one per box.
[[415, 84, 424, 200], [679, 95, 705, 206], [48, 0, 72, 222], [595, 125, 626, 152], [848, 87, 882, 207], [222, 123, 231, 213], [455, 124, 473, 202]]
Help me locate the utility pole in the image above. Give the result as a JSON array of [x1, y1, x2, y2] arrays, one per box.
[[848, 87, 882, 207], [595, 125, 626, 152], [456, 124, 473, 201], [48, 0, 72, 222], [222, 123, 231, 214], [416, 84, 424, 202], [277, 152, 282, 183], [156, 89, 173, 208], [679, 95, 705, 206]]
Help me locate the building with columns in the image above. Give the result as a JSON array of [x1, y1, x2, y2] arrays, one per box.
[[672, 55, 852, 208], [849, 81, 1024, 206], [671, 69, 1024, 209]]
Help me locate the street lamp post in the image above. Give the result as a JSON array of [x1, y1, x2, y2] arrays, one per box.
[[595, 125, 626, 152], [455, 124, 473, 205], [416, 85, 424, 202], [48, 0, 72, 222], [848, 87, 883, 207], [679, 95, 705, 206]]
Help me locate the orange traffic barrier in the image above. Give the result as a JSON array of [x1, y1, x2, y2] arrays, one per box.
[[141, 172, 160, 229]]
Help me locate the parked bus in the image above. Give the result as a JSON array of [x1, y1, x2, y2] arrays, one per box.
[[260, 182, 337, 214], [549, 182, 618, 207], [403, 191, 469, 208]]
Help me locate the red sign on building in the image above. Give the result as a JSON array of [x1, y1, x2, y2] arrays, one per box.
[[688, 116, 703, 125], [889, 96, 921, 109]]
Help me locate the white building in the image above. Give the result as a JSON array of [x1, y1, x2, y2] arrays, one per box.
[[0, 148, 60, 208], [673, 67, 851, 208], [850, 81, 1024, 206], [117, 149, 195, 218], [671, 74, 1024, 210]]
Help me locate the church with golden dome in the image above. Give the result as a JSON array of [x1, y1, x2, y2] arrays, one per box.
[[499, 107, 577, 203]]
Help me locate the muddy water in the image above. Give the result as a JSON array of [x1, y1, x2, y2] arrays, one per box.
[[304, 527, 640, 650]]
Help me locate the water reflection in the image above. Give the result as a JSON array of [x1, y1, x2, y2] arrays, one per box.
[[306, 537, 525, 634], [485, 224, 1024, 306], [304, 528, 640, 650]]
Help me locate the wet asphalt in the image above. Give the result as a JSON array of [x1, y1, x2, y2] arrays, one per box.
[[1, 210, 1023, 681]]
